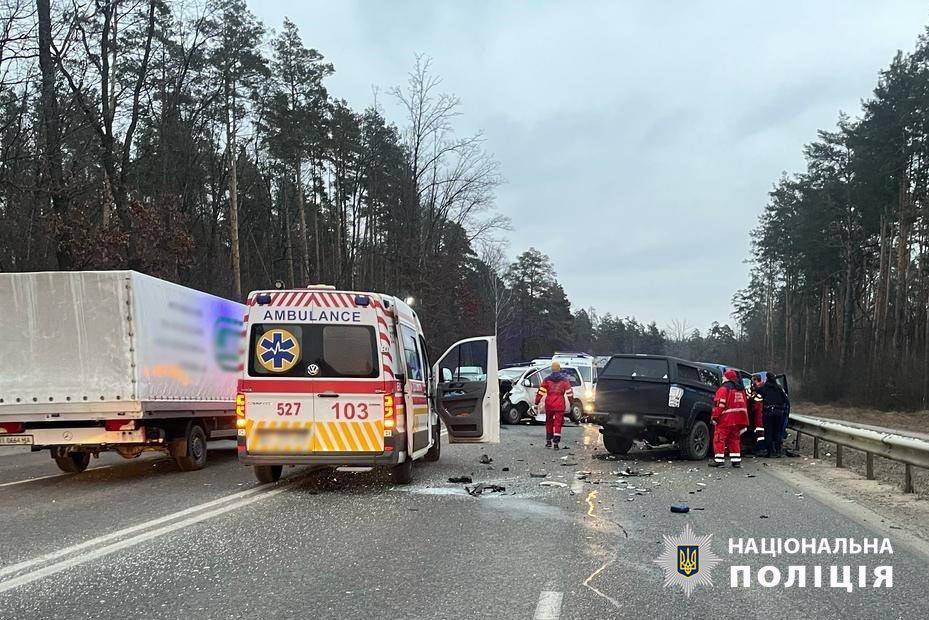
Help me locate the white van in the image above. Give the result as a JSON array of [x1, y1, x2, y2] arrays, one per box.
[[237, 286, 499, 484]]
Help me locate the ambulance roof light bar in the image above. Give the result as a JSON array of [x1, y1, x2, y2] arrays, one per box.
[[305, 284, 336, 289]]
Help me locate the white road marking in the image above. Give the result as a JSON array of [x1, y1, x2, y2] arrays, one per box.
[[0, 466, 112, 488], [532, 590, 563, 619], [0, 479, 299, 594], [0, 474, 307, 581]]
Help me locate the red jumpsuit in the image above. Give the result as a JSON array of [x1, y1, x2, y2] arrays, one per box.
[[711, 369, 749, 465], [748, 387, 764, 446], [535, 372, 574, 447]]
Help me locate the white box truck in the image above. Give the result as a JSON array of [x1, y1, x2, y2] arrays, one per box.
[[0, 271, 245, 473]]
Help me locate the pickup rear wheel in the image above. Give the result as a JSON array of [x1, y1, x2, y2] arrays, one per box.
[[603, 435, 633, 455], [390, 457, 413, 485], [679, 419, 711, 460], [173, 423, 208, 472], [254, 465, 283, 484], [53, 450, 91, 473]]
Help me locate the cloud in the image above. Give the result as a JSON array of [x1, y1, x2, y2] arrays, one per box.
[[255, 0, 929, 329]]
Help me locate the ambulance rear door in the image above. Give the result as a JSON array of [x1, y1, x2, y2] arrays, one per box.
[[431, 336, 500, 443]]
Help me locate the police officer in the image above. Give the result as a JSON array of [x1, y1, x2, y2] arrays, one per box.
[[757, 371, 790, 457]]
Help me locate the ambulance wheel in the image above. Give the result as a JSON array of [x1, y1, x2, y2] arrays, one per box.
[[679, 420, 711, 461], [390, 458, 413, 485], [254, 465, 283, 484], [603, 435, 633, 455], [423, 420, 441, 462], [53, 450, 90, 473], [502, 404, 521, 425], [173, 423, 208, 472]]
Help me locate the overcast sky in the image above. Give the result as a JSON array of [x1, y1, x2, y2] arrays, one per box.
[[254, 1, 928, 330]]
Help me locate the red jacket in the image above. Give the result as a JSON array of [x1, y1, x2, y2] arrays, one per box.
[[712, 372, 749, 427], [534, 372, 574, 414]]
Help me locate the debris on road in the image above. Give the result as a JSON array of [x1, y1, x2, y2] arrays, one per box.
[[465, 483, 506, 497], [670, 503, 690, 514], [616, 467, 654, 477], [502, 467, 510, 472], [696, 482, 707, 487], [539, 481, 568, 488], [561, 462, 578, 467], [448, 476, 473, 483], [479, 454, 493, 464], [746, 474, 757, 478], [529, 472, 548, 478]]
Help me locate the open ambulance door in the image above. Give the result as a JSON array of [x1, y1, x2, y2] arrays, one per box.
[[431, 336, 500, 444]]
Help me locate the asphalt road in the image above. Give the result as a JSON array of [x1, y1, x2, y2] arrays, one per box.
[[1, 424, 927, 619]]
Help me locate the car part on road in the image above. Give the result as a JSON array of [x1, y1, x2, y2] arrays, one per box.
[[448, 476, 473, 483], [254, 464, 283, 484], [615, 466, 653, 477], [479, 454, 493, 464], [539, 481, 567, 488], [52, 450, 91, 474], [602, 435, 633, 455], [670, 503, 690, 513], [465, 483, 505, 496]]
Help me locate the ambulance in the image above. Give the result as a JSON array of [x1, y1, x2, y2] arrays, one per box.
[[236, 286, 500, 484]]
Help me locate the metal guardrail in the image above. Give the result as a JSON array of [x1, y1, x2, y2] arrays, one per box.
[[790, 413, 929, 493]]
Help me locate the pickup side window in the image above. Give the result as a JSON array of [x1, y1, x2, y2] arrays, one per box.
[[601, 357, 669, 381], [676, 364, 700, 383], [699, 368, 720, 388]]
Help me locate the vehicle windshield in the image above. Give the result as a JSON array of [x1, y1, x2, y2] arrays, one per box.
[[248, 323, 379, 378]]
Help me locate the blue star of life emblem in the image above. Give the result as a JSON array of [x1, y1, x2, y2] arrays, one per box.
[[256, 329, 300, 372]]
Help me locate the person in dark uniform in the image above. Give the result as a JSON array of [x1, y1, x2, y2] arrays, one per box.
[[757, 371, 790, 457]]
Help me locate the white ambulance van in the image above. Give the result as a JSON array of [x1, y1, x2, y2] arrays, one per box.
[[237, 286, 500, 484]]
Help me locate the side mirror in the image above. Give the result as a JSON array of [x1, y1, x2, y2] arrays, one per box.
[[521, 379, 531, 388], [441, 368, 453, 382]]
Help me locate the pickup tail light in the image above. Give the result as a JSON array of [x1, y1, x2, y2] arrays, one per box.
[[0, 422, 24, 434]]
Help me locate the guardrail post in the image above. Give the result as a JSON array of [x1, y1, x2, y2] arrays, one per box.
[[866, 453, 874, 480], [904, 464, 914, 494], [813, 436, 820, 459], [836, 445, 844, 468]]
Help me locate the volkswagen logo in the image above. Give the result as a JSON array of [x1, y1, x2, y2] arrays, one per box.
[[307, 364, 320, 376]]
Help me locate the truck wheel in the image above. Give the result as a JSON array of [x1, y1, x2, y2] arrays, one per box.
[[679, 419, 711, 460], [53, 451, 91, 473], [569, 401, 583, 424], [423, 419, 441, 462], [603, 435, 633, 455], [390, 458, 413, 485], [174, 424, 208, 472], [254, 465, 283, 484], [502, 404, 521, 425]]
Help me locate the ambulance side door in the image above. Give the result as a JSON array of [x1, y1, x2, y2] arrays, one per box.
[[431, 336, 500, 443]]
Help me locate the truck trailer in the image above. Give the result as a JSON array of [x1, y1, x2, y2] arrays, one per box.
[[0, 271, 244, 473]]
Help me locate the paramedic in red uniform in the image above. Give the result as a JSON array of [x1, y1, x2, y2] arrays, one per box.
[[535, 362, 574, 450], [710, 369, 749, 467]]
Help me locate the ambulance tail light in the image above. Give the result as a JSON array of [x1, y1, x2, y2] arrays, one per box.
[[235, 393, 247, 428], [383, 394, 395, 430], [104, 420, 136, 432], [0, 422, 24, 434]]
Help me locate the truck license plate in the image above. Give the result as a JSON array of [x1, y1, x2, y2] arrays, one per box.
[[0, 435, 33, 446]]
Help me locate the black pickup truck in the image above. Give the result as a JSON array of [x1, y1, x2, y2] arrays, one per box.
[[590, 354, 721, 460]]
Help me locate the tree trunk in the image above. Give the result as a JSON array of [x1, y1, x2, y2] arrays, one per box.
[[295, 159, 310, 284], [226, 134, 241, 299]]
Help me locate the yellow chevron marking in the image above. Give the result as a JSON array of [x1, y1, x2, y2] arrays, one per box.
[[360, 421, 382, 450], [351, 422, 372, 451], [326, 421, 347, 451]]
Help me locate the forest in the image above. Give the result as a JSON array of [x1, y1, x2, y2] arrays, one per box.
[[734, 28, 929, 410], [5, 1, 927, 410]]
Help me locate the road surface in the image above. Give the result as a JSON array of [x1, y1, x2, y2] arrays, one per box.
[[1, 424, 926, 619]]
